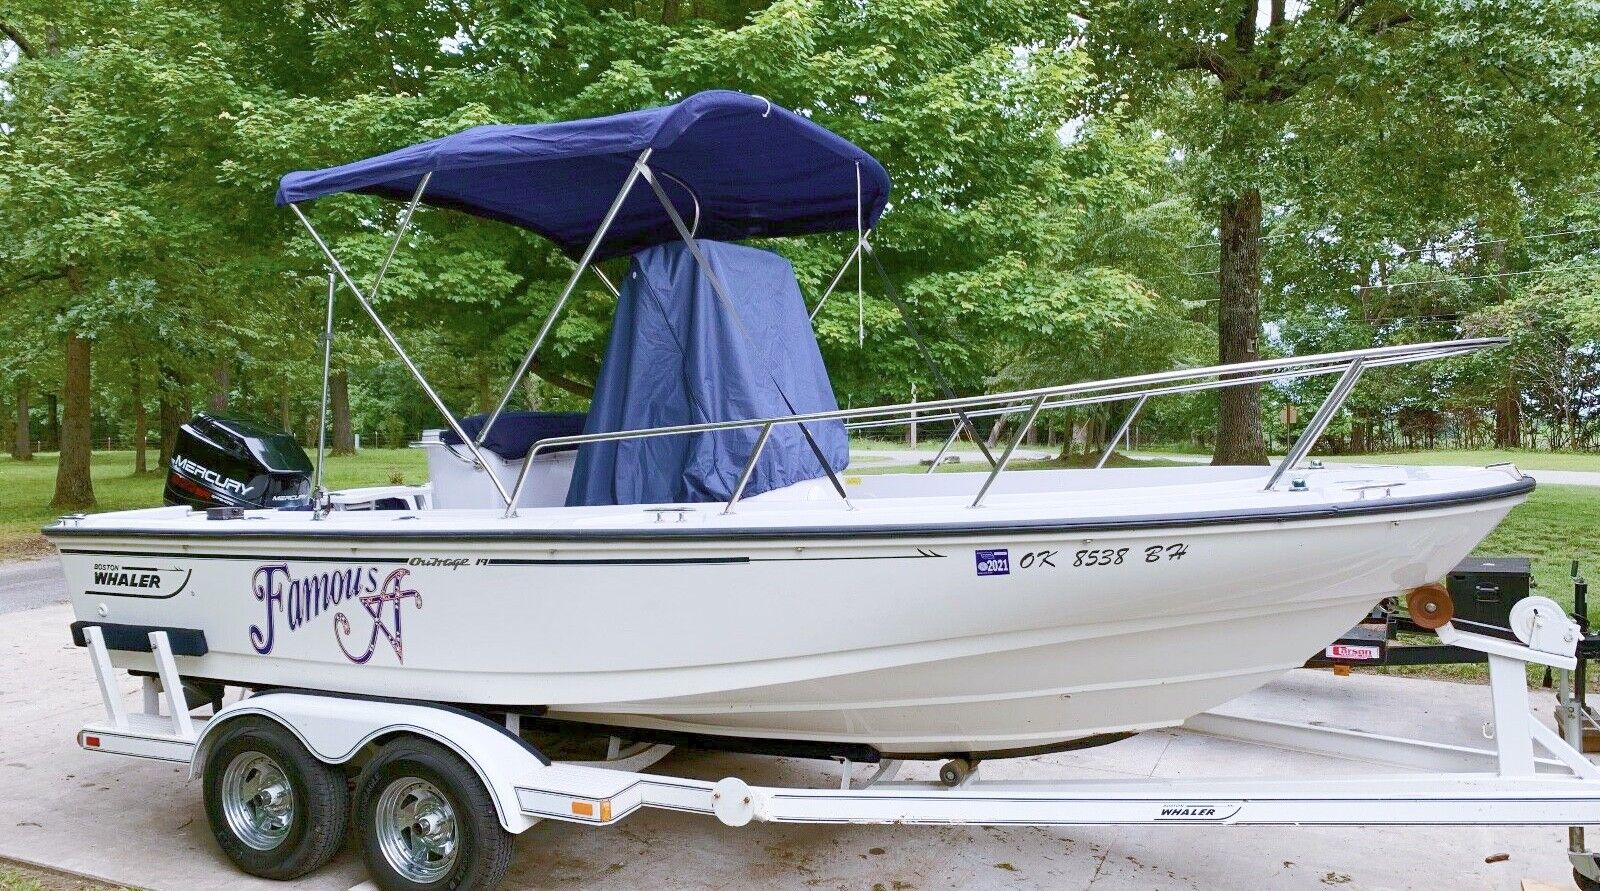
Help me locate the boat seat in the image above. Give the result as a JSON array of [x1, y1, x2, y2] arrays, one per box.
[[441, 411, 587, 461]]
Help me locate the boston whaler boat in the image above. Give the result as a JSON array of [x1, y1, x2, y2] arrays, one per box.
[[50, 90, 1528, 758], [52, 92, 1590, 891]]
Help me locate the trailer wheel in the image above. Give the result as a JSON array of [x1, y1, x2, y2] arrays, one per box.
[[203, 717, 350, 880], [356, 738, 512, 891], [1576, 865, 1600, 891]]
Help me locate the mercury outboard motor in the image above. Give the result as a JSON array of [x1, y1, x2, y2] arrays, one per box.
[[163, 413, 314, 510]]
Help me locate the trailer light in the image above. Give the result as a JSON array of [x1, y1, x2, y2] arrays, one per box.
[[600, 799, 612, 822], [83, 735, 100, 748], [571, 800, 594, 818]]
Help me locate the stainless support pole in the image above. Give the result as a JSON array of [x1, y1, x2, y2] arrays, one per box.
[[723, 423, 774, 515], [289, 199, 516, 509], [971, 394, 1047, 508], [863, 244, 997, 469], [312, 272, 336, 514], [639, 161, 855, 510], [368, 171, 432, 301], [592, 265, 621, 298], [1096, 394, 1147, 469], [480, 148, 653, 447], [924, 424, 963, 475], [810, 234, 868, 320], [1264, 358, 1365, 491]]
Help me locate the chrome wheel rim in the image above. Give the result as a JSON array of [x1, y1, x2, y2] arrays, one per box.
[[220, 751, 295, 850], [374, 778, 459, 883]]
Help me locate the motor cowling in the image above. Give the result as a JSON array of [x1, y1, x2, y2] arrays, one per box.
[[163, 413, 314, 510]]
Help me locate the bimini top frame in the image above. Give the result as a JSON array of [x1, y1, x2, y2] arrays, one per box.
[[282, 91, 905, 512], [279, 93, 1508, 518]]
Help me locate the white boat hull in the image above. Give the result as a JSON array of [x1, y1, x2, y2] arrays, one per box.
[[49, 464, 1528, 757]]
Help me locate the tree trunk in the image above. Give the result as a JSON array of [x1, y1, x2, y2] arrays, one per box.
[[210, 361, 230, 412], [1493, 384, 1520, 449], [985, 414, 1008, 450], [130, 359, 147, 474], [1212, 190, 1268, 465], [44, 393, 59, 451], [477, 362, 493, 413], [52, 331, 95, 508], [1349, 417, 1366, 454], [11, 380, 31, 460], [280, 377, 294, 436], [1056, 410, 1075, 460], [157, 364, 186, 469], [329, 369, 355, 455]]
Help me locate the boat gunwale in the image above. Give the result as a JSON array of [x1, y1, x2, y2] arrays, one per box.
[[45, 474, 1534, 545]]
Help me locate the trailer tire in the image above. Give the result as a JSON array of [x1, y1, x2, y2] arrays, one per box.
[[356, 737, 512, 891], [202, 717, 350, 880]]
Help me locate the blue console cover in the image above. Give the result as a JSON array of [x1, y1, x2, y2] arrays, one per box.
[[567, 239, 848, 506]]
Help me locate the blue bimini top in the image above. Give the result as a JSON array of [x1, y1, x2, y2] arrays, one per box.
[[565, 239, 849, 507], [276, 90, 890, 261]]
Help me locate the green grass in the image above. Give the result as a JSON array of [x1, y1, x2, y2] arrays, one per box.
[[1474, 484, 1600, 612], [1132, 444, 1600, 473], [0, 862, 128, 891], [1323, 449, 1600, 472]]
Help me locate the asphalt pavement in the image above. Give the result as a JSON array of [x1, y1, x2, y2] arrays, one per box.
[[0, 557, 65, 614]]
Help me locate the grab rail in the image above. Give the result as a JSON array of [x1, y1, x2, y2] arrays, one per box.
[[507, 337, 1504, 516]]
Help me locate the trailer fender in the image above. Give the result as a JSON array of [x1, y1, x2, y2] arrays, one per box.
[[191, 691, 546, 833]]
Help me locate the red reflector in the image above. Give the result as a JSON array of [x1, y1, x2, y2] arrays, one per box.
[[84, 735, 101, 748]]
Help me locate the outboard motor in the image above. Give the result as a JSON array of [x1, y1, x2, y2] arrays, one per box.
[[163, 413, 314, 510]]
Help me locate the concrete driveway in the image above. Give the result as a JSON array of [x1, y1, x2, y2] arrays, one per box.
[[0, 569, 1591, 890]]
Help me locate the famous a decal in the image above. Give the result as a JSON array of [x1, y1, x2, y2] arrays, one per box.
[[250, 564, 422, 664]]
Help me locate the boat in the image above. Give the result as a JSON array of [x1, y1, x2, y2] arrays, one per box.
[[46, 91, 1531, 760]]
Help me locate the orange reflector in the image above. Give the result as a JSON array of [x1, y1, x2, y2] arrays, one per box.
[[84, 735, 101, 748], [571, 801, 595, 817], [600, 800, 612, 822], [1332, 664, 1351, 677]]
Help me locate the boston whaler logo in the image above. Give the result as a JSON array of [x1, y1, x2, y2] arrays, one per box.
[[91, 562, 191, 597], [1154, 802, 1238, 822], [250, 564, 422, 664]]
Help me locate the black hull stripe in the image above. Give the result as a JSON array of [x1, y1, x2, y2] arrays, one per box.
[[43, 476, 1533, 545], [61, 551, 942, 566], [483, 556, 747, 566], [60, 549, 412, 564]]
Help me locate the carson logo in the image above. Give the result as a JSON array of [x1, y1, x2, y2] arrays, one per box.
[[975, 548, 1010, 577]]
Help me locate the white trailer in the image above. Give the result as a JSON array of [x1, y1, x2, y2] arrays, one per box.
[[77, 596, 1600, 891]]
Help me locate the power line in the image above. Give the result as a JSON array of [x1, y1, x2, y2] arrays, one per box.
[[1361, 259, 1600, 290], [1383, 225, 1600, 257], [1184, 241, 1600, 279], [1185, 220, 1600, 251]]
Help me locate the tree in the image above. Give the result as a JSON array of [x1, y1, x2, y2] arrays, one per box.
[[1080, 0, 1600, 463]]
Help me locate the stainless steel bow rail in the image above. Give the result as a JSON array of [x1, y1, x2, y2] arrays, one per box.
[[516, 337, 1503, 516], [73, 591, 1600, 891]]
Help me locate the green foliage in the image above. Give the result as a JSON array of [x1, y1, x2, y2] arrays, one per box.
[[0, 0, 1596, 475]]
